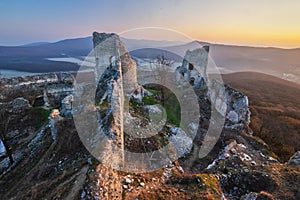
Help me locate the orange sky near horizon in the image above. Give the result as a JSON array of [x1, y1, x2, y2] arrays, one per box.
[[111, 0, 300, 48], [1, 0, 300, 48], [170, 0, 300, 48], [187, 30, 300, 48]]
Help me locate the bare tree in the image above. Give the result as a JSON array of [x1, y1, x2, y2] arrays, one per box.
[[154, 54, 174, 106], [0, 110, 13, 164]]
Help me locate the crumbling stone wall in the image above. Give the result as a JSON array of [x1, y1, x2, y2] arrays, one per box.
[[0, 73, 74, 107], [93, 32, 138, 99], [176, 46, 209, 90], [175, 46, 250, 130], [93, 32, 145, 170]]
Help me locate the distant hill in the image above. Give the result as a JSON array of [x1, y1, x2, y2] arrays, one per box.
[[0, 37, 183, 58], [130, 48, 183, 62], [162, 42, 300, 84], [0, 36, 94, 73], [131, 41, 300, 84], [0, 36, 93, 58], [0, 37, 183, 73], [210, 44, 300, 80], [222, 71, 300, 162], [0, 36, 300, 84], [163, 40, 210, 56], [21, 42, 51, 47], [122, 38, 185, 51]]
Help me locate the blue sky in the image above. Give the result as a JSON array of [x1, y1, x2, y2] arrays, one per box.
[[1, 0, 300, 47]]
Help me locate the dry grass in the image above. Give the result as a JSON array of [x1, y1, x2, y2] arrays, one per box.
[[222, 72, 300, 162]]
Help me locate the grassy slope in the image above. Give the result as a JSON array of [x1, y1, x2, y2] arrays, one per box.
[[221, 72, 300, 162]]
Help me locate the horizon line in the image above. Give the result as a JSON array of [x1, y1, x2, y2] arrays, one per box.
[[0, 35, 299, 50]]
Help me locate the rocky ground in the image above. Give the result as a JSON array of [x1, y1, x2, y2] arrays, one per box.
[[0, 76, 299, 200]]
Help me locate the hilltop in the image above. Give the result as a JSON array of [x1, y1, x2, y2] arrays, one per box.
[[222, 71, 300, 162]]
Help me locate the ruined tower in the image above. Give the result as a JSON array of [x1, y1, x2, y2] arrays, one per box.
[[93, 32, 139, 101], [176, 46, 209, 89], [92, 32, 143, 170]]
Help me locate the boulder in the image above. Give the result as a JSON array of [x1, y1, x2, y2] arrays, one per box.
[[60, 95, 74, 118], [169, 127, 193, 158], [209, 79, 251, 130], [10, 97, 30, 113]]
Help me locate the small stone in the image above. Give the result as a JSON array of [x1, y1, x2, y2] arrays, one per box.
[[140, 182, 145, 187], [123, 185, 128, 190], [251, 161, 256, 166], [177, 166, 184, 173], [81, 190, 86, 199], [125, 178, 132, 184]]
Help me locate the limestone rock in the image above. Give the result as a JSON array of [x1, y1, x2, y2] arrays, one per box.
[[227, 87, 250, 124], [287, 151, 300, 166], [227, 110, 239, 123], [92, 32, 145, 169], [169, 127, 193, 158], [10, 97, 30, 113], [143, 105, 163, 115], [176, 46, 209, 89], [130, 85, 144, 103], [221, 171, 278, 199], [60, 95, 74, 118], [241, 192, 274, 200], [206, 140, 275, 171], [0, 73, 74, 107], [93, 32, 140, 101], [208, 79, 250, 130]]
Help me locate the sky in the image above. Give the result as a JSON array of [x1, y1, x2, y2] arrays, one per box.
[[1, 0, 300, 48]]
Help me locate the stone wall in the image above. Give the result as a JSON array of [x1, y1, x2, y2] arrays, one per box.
[[93, 32, 138, 98], [0, 73, 74, 108], [175, 46, 250, 131], [176, 46, 209, 90], [93, 32, 141, 169]]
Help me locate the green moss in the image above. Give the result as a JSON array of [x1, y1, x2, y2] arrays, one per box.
[[142, 95, 157, 105], [129, 100, 142, 107], [142, 87, 181, 126], [27, 107, 51, 129], [164, 94, 181, 126]]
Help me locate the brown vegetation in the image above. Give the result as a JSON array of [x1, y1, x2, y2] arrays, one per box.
[[222, 72, 300, 162]]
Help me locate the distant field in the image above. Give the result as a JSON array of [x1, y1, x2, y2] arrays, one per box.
[[222, 72, 300, 162]]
